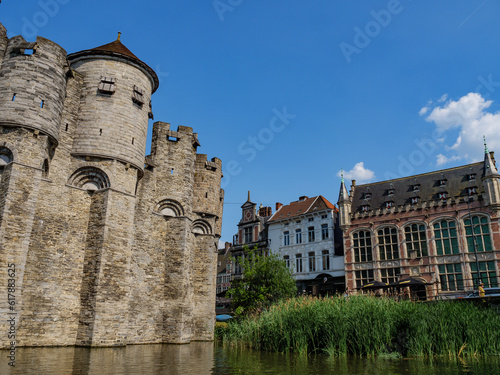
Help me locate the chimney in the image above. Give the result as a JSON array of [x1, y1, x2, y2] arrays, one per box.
[[276, 202, 283, 211], [259, 206, 272, 217], [299, 196, 308, 201]]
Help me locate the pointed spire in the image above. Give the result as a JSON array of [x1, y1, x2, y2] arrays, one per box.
[[341, 169, 345, 183], [338, 173, 350, 204], [482, 142, 499, 178], [484, 135, 489, 154]]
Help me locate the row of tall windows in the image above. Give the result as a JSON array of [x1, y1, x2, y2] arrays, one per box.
[[284, 250, 331, 273], [282, 224, 329, 246], [352, 216, 493, 262]]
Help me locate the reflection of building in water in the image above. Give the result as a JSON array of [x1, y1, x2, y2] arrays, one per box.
[[0, 21, 223, 347], [338, 146, 500, 300]]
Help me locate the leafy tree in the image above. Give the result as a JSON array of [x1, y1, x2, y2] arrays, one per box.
[[228, 247, 297, 316]]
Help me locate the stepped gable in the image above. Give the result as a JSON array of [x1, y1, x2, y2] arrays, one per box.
[[268, 195, 335, 222], [351, 161, 485, 212], [67, 35, 159, 93]]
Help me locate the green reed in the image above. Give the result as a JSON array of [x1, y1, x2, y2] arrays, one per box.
[[218, 295, 500, 357]]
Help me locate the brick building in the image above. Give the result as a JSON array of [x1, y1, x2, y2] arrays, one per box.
[[0, 22, 223, 347], [338, 146, 500, 300]]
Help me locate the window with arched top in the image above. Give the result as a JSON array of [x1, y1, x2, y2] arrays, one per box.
[[0, 147, 13, 167], [377, 227, 399, 260], [156, 199, 184, 217], [68, 167, 110, 191], [464, 215, 492, 252], [433, 219, 459, 255], [42, 159, 49, 178], [192, 220, 212, 235], [352, 230, 372, 262], [404, 223, 428, 258]]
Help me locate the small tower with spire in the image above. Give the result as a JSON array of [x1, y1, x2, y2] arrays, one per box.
[[337, 169, 352, 231], [481, 137, 500, 208]]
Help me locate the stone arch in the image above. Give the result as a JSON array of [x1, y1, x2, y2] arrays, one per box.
[[0, 145, 14, 166], [68, 166, 110, 191], [156, 199, 184, 217], [192, 219, 212, 235]]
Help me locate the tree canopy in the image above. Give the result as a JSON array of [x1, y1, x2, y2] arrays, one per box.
[[228, 248, 297, 316]]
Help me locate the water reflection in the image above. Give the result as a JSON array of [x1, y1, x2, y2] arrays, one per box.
[[1, 343, 499, 374]]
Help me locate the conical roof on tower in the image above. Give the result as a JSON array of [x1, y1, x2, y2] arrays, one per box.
[[482, 137, 499, 178], [338, 170, 350, 204], [67, 32, 159, 93]]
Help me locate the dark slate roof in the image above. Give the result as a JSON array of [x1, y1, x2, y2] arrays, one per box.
[[351, 161, 485, 213], [268, 195, 336, 222]]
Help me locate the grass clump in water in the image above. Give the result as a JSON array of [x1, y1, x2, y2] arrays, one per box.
[[218, 295, 500, 357]]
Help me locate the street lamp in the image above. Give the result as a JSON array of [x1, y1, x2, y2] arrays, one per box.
[[466, 195, 482, 288]]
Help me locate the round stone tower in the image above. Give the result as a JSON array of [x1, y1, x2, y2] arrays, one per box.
[[0, 35, 67, 144], [68, 35, 159, 171], [0, 22, 8, 66]]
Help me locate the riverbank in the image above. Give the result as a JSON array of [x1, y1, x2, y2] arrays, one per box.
[[217, 295, 500, 357]]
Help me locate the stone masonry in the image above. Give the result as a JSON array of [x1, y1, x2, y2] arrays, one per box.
[[0, 22, 224, 347]]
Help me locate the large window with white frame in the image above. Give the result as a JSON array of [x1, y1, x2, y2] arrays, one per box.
[[308, 226, 315, 242], [464, 215, 492, 252], [353, 230, 373, 262], [470, 261, 498, 287], [438, 263, 464, 291], [433, 219, 459, 255], [321, 224, 329, 240], [380, 267, 400, 284], [296, 254, 303, 273], [404, 223, 428, 258], [295, 229, 302, 244], [322, 250, 330, 270], [244, 227, 252, 244], [355, 269, 374, 288], [308, 251, 316, 272], [284, 255, 290, 269], [283, 231, 290, 246], [378, 227, 399, 260]]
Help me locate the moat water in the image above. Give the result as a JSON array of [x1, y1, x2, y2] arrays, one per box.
[[1, 342, 499, 374]]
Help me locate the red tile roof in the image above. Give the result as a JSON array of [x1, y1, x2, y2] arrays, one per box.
[[91, 39, 139, 60], [268, 195, 336, 222]]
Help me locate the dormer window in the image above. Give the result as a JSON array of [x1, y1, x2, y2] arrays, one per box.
[[468, 187, 477, 195], [468, 174, 476, 181], [411, 197, 419, 205], [387, 189, 395, 196], [98, 77, 116, 94], [438, 179, 447, 186], [385, 201, 394, 209], [361, 205, 370, 212], [438, 192, 448, 200], [412, 185, 420, 191], [132, 85, 145, 105], [363, 193, 372, 199]]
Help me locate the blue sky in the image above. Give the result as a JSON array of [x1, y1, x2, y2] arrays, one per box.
[[2, 0, 500, 244]]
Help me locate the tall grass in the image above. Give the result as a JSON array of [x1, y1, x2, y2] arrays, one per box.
[[218, 295, 500, 357]]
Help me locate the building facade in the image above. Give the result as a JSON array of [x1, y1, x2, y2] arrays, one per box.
[[230, 192, 272, 278], [338, 148, 500, 300], [0, 23, 223, 347], [267, 196, 345, 295]]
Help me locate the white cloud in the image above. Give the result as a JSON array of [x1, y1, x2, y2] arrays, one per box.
[[339, 162, 375, 183], [420, 92, 500, 164]]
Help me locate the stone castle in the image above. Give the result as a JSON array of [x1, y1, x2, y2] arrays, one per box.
[[0, 22, 224, 347]]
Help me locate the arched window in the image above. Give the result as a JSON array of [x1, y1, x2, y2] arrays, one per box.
[[464, 215, 492, 252], [377, 227, 399, 260], [156, 199, 184, 217], [404, 223, 428, 258], [42, 159, 49, 178], [433, 219, 459, 255], [352, 230, 372, 262], [192, 220, 212, 235], [0, 147, 13, 167], [68, 167, 110, 191]]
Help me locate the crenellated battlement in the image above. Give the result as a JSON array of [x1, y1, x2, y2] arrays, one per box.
[[195, 154, 223, 173]]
